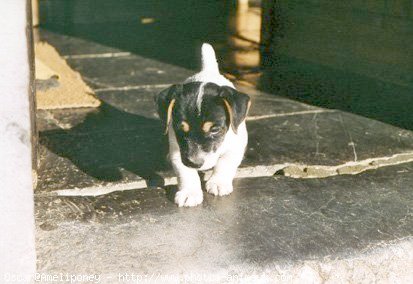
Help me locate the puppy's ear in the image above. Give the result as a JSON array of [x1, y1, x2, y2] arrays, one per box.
[[155, 84, 182, 135], [220, 86, 251, 134]]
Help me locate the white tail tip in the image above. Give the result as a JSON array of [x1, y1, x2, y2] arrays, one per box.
[[201, 43, 219, 73]]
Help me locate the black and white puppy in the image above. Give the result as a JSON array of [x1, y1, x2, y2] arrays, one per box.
[[156, 43, 250, 207]]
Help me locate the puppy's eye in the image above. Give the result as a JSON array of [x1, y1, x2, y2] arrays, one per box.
[[209, 125, 222, 134], [202, 121, 215, 133], [180, 121, 190, 132], [202, 121, 223, 135]]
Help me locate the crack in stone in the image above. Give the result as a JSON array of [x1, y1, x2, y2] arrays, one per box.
[[37, 152, 413, 197], [274, 152, 413, 179], [94, 84, 171, 93], [338, 114, 358, 162], [312, 113, 321, 157], [246, 109, 335, 121], [63, 52, 132, 59]]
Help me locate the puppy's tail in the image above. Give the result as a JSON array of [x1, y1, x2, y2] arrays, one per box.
[[201, 43, 219, 73]]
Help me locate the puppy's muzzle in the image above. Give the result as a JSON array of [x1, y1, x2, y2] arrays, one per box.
[[180, 142, 206, 168], [181, 155, 204, 169]]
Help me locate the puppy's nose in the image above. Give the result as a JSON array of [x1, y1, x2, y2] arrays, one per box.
[[182, 156, 204, 168]]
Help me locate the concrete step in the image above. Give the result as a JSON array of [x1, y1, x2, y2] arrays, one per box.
[[36, 162, 413, 283]]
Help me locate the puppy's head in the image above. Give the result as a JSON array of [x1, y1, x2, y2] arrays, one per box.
[[156, 82, 250, 169]]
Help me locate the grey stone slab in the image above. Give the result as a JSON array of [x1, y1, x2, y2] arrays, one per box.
[[37, 144, 151, 192], [35, 162, 413, 280], [96, 86, 319, 120], [38, 29, 124, 56], [36, 108, 94, 131], [37, 103, 168, 191], [96, 87, 164, 120], [66, 55, 194, 89], [37, 86, 319, 133], [248, 95, 318, 117], [245, 111, 413, 167], [37, 88, 413, 192], [36, 89, 322, 192]]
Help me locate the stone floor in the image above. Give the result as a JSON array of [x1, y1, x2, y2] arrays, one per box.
[[33, 28, 413, 282]]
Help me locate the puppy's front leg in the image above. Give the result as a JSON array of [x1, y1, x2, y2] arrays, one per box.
[[169, 129, 203, 207], [206, 150, 243, 197], [171, 157, 203, 207]]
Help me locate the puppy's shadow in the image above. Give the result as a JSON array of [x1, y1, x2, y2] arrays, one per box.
[[40, 103, 170, 186], [164, 185, 178, 203], [163, 173, 207, 203]]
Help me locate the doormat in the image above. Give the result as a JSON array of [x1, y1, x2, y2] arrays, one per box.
[[35, 42, 101, 109]]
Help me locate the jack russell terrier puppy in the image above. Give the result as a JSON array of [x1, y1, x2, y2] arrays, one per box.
[[155, 43, 251, 207]]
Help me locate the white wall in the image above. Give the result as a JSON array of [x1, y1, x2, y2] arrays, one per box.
[[0, 0, 36, 283]]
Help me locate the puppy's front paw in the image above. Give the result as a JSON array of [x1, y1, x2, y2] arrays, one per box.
[[206, 176, 233, 196], [174, 189, 203, 207]]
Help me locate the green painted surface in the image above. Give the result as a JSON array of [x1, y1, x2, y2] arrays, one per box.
[[260, 0, 413, 129]]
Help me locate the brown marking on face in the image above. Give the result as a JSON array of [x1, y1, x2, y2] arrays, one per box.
[[202, 121, 214, 133], [164, 98, 176, 135], [181, 121, 190, 132], [222, 99, 236, 133]]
